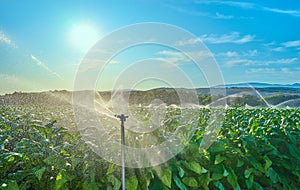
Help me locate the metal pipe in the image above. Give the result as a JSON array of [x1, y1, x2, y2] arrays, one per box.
[[115, 114, 128, 190]]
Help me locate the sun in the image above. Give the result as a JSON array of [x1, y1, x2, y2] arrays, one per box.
[[69, 22, 100, 52]]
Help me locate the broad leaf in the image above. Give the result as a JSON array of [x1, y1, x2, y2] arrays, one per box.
[[213, 181, 225, 190], [34, 167, 46, 181], [173, 175, 187, 190], [182, 177, 199, 187], [182, 161, 202, 174], [227, 167, 241, 190], [215, 154, 226, 164], [156, 167, 172, 188], [125, 175, 138, 190], [107, 175, 121, 190]]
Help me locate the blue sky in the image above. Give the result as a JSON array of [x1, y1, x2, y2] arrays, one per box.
[[0, 0, 300, 93]]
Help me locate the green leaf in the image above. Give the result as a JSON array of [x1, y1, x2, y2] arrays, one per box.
[[226, 167, 241, 190], [55, 171, 69, 190], [237, 159, 244, 167], [212, 164, 228, 180], [34, 167, 46, 181], [223, 168, 229, 177], [212, 165, 224, 180], [150, 178, 164, 190], [264, 156, 272, 171], [201, 167, 208, 174], [215, 154, 226, 164], [173, 175, 188, 190], [182, 177, 199, 187], [249, 157, 264, 173], [182, 161, 202, 174], [198, 172, 211, 190], [286, 143, 300, 160], [178, 166, 185, 178], [44, 154, 65, 168], [106, 164, 116, 175], [107, 175, 121, 190], [7, 156, 15, 162], [252, 182, 264, 190], [4, 152, 21, 162], [245, 174, 254, 189], [70, 157, 81, 169], [244, 168, 253, 178], [136, 175, 148, 190], [126, 175, 138, 190], [83, 182, 100, 190], [213, 181, 225, 190], [1, 180, 19, 190], [267, 167, 279, 183], [209, 143, 227, 153], [156, 167, 172, 188]]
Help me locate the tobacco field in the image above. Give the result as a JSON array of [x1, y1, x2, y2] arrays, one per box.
[[1, 106, 300, 189]]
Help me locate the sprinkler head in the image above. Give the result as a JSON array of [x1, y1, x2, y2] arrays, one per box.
[[115, 114, 129, 122]]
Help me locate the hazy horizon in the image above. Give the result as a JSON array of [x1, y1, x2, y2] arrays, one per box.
[[1, 81, 300, 96]]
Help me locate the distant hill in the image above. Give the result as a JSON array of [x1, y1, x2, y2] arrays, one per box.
[[1, 87, 300, 107], [215, 82, 300, 88]]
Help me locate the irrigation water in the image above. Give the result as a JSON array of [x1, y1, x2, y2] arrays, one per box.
[[70, 23, 299, 189], [72, 23, 228, 170]]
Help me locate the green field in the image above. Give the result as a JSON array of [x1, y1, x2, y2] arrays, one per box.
[[1, 105, 300, 190]]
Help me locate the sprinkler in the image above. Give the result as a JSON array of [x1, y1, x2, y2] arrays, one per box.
[[115, 114, 128, 190]]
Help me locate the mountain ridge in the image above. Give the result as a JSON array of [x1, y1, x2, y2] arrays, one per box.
[[214, 82, 300, 88]]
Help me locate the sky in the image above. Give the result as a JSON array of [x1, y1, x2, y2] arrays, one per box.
[[0, 0, 300, 93]]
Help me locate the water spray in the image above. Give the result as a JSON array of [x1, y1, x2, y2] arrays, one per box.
[[115, 114, 128, 190]]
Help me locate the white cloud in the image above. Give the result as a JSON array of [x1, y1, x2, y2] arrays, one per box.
[[282, 40, 300, 48], [218, 51, 239, 57], [175, 32, 255, 46], [157, 50, 185, 57], [155, 50, 212, 65], [167, 5, 207, 17], [0, 31, 16, 47], [31, 55, 62, 79], [214, 12, 234, 19], [246, 68, 275, 73], [0, 31, 11, 45], [217, 49, 258, 58], [271, 47, 285, 52], [281, 68, 292, 74], [246, 67, 300, 75], [275, 58, 298, 64], [263, 7, 300, 17], [201, 32, 255, 44], [167, 4, 234, 20], [196, 1, 255, 9], [225, 59, 252, 66], [175, 38, 201, 46], [225, 58, 298, 67], [265, 40, 300, 52], [155, 51, 189, 64], [245, 49, 258, 56], [196, 1, 300, 17], [264, 41, 276, 47]]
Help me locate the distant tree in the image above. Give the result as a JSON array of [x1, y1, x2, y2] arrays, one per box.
[[198, 94, 212, 105], [242, 95, 260, 106], [262, 94, 300, 106]]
